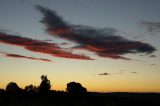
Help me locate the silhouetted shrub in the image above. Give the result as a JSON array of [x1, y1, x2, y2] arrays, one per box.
[[66, 82, 87, 96], [0, 88, 5, 94], [25, 84, 38, 93], [25, 84, 33, 92], [6, 82, 21, 93], [39, 75, 51, 94]]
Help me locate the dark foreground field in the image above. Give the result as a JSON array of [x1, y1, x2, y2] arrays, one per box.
[[0, 91, 160, 106]]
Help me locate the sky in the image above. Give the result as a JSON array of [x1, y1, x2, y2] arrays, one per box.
[[0, 0, 160, 92]]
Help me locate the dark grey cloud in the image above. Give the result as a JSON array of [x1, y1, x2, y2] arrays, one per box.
[[98, 72, 110, 76], [98, 72, 123, 76], [37, 5, 156, 60], [150, 64, 156, 66], [140, 21, 160, 33], [149, 55, 156, 58], [43, 39, 53, 42], [36, 5, 69, 32]]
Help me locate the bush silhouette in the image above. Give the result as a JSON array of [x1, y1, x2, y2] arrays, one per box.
[[25, 84, 38, 93], [66, 82, 87, 96], [39, 75, 51, 94], [25, 84, 33, 92], [6, 82, 21, 93], [0, 88, 5, 94]]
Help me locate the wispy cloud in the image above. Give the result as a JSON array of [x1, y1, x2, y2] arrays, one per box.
[[150, 64, 156, 66], [131, 72, 138, 74], [140, 21, 160, 33], [149, 55, 156, 58], [98, 71, 139, 76], [37, 6, 156, 60], [98, 72, 110, 76], [42, 39, 53, 42], [0, 32, 92, 60], [98, 72, 123, 76], [0, 52, 52, 62]]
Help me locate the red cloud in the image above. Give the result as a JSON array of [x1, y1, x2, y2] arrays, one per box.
[[37, 6, 156, 60], [0, 32, 92, 60], [0, 52, 52, 62]]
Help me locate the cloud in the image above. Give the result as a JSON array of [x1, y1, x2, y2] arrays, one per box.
[[37, 6, 156, 60], [98, 71, 139, 76], [140, 21, 160, 33], [131, 72, 138, 74], [42, 39, 53, 42], [98, 72, 123, 76], [98, 72, 110, 76], [149, 55, 156, 58], [0, 52, 52, 62], [150, 64, 156, 66], [0, 32, 92, 60]]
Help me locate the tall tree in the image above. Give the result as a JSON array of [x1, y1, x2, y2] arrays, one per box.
[[39, 75, 51, 94]]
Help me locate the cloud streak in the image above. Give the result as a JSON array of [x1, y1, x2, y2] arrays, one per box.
[[98, 72, 110, 76], [98, 72, 123, 76], [0, 32, 92, 60], [140, 21, 160, 33], [149, 55, 156, 58], [131, 72, 138, 74], [0, 52, 52, 62], [37, 6, 156, 60]]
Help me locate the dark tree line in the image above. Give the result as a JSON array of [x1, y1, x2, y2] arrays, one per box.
[[2, 75, 87, 96], [1, 75, 160, 106]]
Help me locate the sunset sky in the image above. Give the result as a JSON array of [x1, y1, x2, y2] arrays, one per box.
[[0, 0, 160, 92]]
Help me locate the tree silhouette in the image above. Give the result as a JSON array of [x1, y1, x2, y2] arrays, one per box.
[[0, 88, 5, 94], [6, 82, 21, 93], [66, 82, 87, 96], [39, 75, 51, 94], [25, 84, 33, 92], [25, 84, 38, 92]]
